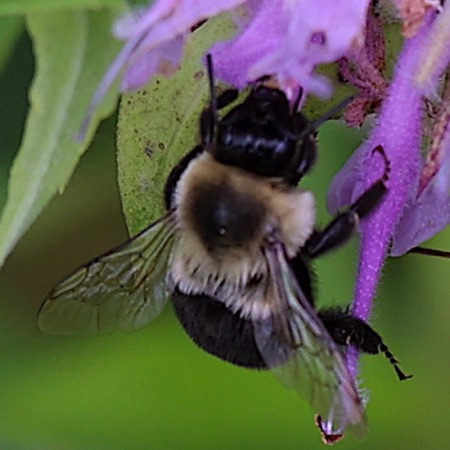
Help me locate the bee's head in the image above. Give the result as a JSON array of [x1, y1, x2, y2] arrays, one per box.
[[212, 86, 306, 180]]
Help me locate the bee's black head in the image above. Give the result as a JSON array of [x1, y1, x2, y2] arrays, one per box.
[[200, 72, 316, 185], [213, 86, 310, 179]]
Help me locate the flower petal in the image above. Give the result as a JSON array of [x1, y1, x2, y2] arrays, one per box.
[[79, 0, 247, 140], [121, 36, 185, 91], [391, 126, 450, 255], [209, 0, 283, 89], [210, 0, 369, 98]]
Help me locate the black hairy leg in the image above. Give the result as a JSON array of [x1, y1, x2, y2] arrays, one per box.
[[319, 307, 412, 381], [305, 145, 389, 258]]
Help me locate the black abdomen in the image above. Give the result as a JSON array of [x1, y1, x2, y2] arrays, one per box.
[[171, 254, 315, 369], [171, 288, 266, 369]]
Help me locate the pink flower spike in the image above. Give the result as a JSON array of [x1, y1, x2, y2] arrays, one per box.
[[381, 4, 450, 256], [327, 16, 436, 378]]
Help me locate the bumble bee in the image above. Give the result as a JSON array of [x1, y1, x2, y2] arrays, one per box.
[[39, 55, 410, 440]]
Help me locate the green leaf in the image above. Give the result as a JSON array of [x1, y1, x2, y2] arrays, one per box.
[[0, 16, 23, 74], [0, 7, 126, 269], [117, 16, 236, 236], [0, 0, 123, 15]]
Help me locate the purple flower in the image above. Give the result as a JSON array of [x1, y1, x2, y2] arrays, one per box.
[[80, 0, 371, 137], [79, 0, 247, 138], [328, 24, 424, 323], [391, 105, 450, 255], [210, 0, 370, 99], [78, 0, 450, 441], [391, 3, 450, 255], [327, 7, 450, 378]]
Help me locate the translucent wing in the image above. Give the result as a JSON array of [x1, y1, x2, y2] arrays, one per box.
[[254, 241, 367, 438], [38, 213, 177, 336]]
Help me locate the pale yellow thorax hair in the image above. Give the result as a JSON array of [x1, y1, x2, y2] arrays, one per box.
[[169, 152, 316, 318]]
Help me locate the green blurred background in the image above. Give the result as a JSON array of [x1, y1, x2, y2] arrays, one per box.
[[1, 28, 450, 450]]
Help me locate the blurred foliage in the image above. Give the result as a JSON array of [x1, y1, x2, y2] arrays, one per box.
[[0, 0, 123, 15], [1, 24, 450, 450], [0, 6, 126, 270]]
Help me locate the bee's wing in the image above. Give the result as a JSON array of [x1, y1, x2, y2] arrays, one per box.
[[254, 241, 367, 438], [38, 213, 177, 336]]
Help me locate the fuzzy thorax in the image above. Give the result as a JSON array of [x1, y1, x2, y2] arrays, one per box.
[[169, 152, 316, 316]]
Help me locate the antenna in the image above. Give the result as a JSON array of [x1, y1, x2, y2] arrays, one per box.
[[206, 54, 218, 133], [298, 95, 355, 139], [281, 95, 355, 146], [292, 87, 304, 113]]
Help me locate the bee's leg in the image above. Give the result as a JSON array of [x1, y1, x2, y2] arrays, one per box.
[[305, 145, 389, 258], [319, 307, 413, 381], [288, 254, 316, 306]]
